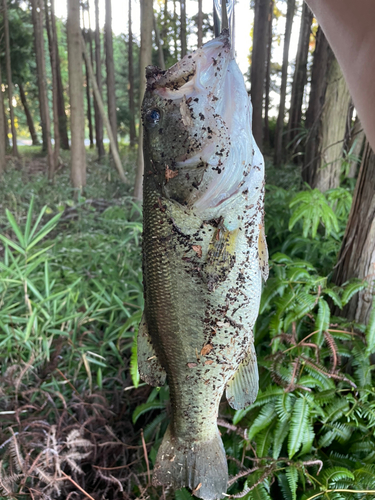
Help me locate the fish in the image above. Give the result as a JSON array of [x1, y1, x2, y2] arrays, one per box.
[[137, 30, 268, 500]]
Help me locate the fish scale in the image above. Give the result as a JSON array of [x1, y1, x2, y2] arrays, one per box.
[[138, 31, 268, 499]]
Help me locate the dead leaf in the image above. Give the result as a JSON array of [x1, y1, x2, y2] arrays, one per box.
[[205, 360, 213, 365], [187, 362, 197, 368], [192, 245, 202, 258], [192, 483, 202, 495], [165, 165, 179, 182], [200, 343, 213, 356]]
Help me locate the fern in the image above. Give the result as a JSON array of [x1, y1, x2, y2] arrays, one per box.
[[289, 189, 339, 238], [247, 403, 277, 441], [365, 297, 375, 355], [288, 397, 310, 458], [272, 418, 290, 459], [341, 279, 367, 306], [285, 466, 298, 500], [132, 401, 166, 424]]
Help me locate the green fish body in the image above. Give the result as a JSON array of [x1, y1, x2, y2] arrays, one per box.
[[138, 32, 268, 500]]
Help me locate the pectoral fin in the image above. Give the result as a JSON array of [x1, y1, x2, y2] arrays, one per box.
[[226, 343, 259, 410], [137, 312, 166, 387], [204, 219, 238, 291], [258, 223, 269, 282]]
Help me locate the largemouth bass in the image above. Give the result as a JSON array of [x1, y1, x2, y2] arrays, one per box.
[[138, 31, 268, 500]]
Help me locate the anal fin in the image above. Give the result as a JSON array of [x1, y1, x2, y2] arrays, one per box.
[[137, 312, 166, 387], [226, 342, 259, 410]]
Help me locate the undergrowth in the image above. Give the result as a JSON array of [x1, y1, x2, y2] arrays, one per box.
[[0, 156, 374, 500]]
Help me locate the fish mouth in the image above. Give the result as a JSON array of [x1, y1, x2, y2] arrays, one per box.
[[145, 30, 232, 98]]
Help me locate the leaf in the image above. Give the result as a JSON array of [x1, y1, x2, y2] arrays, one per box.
[[323, 287, 342, 308], [132, 401, 166, 424], [316, 299, 330, 334], [365, 297, 375, 355], [175, 488, 194, 500], [272, 418, 290, 459], [288, 397, 310, 458], [285, 466, 298, 500], [341, 279, 367, 306], [130, 337, 140, 388], [321, 466, 355, 486], [247, 403, 277, 441], [6, 210, 25, 248]]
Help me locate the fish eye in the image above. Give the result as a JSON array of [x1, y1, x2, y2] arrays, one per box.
[[146, 108, 161, 124]]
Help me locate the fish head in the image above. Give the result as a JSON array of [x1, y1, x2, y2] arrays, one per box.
[[142, 31, 263, 212]]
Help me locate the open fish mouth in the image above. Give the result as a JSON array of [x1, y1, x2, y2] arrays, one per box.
[[142, 30, 262, 213], [146, 30, 232, 97]]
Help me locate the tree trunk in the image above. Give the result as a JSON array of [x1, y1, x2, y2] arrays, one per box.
[[51, 0, 69, 150], [263, 0, 274, 149], [45, 0, 61, 175], [303, 28, 351, 191], [250, 0, 269, 148], [105, 0, 118, 152], [31, 0, 47, 152], [333, 143, 375, 324], [173, 0, 178, 60], [347, 117, 365, 179], [81, 34, 126, 182], [32, 0, 53, 178], [197, 0, 203, 48], [80, 3, 94, 149], [3, 0, 18, 157], [0, 64, 5, 173], [180, 0, 187, 58], [128, 0, 136, 147], [133, 0, 153, 201], [67, 0, 86, 190], [18, 83, 39, 146], [286, 2, 313, 153], [274, 0, 296, 167], [94, 0, 105, 159], [85, 50, 94, 149], [153, 13, 165, 70]]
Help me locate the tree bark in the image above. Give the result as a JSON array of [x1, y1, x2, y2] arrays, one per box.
[[81, 6, 94, 149], [347, 117, 365, 179], [3, 0, 18, 157], [274, 0, 296, 167], [45, 0, 61, 175], [263, 0, 274, 149], [333, 143, 375, 324], [286, 2, 313, 153], [81, 34, 126, 182], [0, 63, 6, 173], [18, 83, 39, 147], [197, 0, 203, 47], [128, 0, 136, 147], [250, 0, 269, 148], [67, 0, 86, 190], [153, 13, 165, 70], [180, 0, 187, 58], [133, 0, 153, 201], [32, 0, 53, 178], [303, 28, 351, 191], [85, 50, 94, 149], [94, 0, 105, 159], [105, 0, 118, 152], [51, 0, 69, 150]]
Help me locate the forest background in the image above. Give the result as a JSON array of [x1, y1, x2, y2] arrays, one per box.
[[0, 0, 375, 499]]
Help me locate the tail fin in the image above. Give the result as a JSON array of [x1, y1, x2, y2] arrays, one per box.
[[152, 425, 228, 500]]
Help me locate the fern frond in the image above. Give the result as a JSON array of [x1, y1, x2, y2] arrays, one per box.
[[341, 279, 367, 306], [247, 403, 277, 441], [285, 466, 298, 500], [288, 397, 310, 458], [272, 418, 290, 459]]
